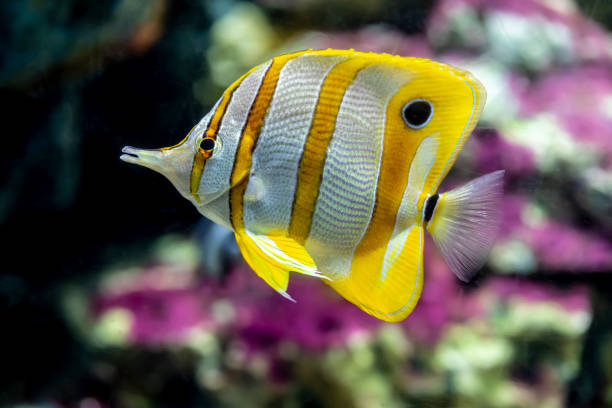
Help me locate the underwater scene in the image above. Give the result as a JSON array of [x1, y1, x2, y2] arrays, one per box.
[[2, 0, 612, 407]]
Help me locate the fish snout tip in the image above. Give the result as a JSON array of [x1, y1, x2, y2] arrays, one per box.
[[119, 145, 138, 164], [119, 146, 163, 168]]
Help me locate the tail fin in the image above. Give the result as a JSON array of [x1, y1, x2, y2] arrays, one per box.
[[426, 170, 504, 282]]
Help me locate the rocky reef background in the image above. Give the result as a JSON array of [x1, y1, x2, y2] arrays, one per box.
[[2, 0, 612, 407]]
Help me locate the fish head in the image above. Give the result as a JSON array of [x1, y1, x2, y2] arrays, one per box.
[[120, 111, 233, 206], [385, 59, 487, 215]]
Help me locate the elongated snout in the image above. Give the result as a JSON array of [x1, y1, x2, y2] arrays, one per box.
[[120, 143, 197, 204], [120, 146, 165, 172]]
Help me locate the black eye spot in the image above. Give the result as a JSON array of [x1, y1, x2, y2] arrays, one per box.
[[199, 138, 215, 151], [402, 99, 433, 129]]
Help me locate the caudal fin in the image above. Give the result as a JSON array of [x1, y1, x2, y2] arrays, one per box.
[[426, 170, 504, 282]]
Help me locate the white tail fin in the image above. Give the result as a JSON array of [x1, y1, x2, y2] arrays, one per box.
[[426, 170, 505, 282]]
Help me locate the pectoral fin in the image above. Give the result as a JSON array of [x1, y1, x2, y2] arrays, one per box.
[[235, 229, 325, 301]]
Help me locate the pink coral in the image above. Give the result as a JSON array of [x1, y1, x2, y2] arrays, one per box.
[[520, 221, 612, 272], [404, 240, 485, 343], [429, 0, 612, 62], [94, 287, 213, 343], [488, 277, 589, 312], [471, 130, 536, 176], [517, 65, 612, 160]]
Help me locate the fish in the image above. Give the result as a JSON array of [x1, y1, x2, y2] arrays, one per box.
[[120, 49, 504, 322]]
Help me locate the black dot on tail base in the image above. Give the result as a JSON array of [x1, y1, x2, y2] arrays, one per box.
[[402, 99, 433, 129], [424, 194, 439, 222]]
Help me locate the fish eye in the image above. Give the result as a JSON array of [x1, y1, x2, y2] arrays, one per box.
[[402, 99, 433, 129], [199, 137, 215, 152]]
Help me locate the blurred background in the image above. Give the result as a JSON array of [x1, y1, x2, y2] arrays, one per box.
[[2, 0, 612, 407]]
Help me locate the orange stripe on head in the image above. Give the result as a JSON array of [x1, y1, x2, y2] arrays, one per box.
[[229, 52, 305, 231], [189, 142, 214, 203], [188, 67, 253, 202], [160, 129, 192, 152], [288, 57, 374, 243]]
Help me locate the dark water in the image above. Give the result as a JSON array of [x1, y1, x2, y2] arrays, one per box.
[[2, 0, 612, 407]]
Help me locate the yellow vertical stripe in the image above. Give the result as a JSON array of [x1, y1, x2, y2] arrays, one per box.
[[288, 57, 373, 243], [189, 148, 214, 203], [188, 62, 254, 202], [330, 75, 421, 313], [229, 52, 303, 231], [189, 152, 206, 203]]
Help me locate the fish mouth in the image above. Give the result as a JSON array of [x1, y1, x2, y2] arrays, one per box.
[[120, 144, 227, 207], [120, 146, 139, 161], [120, 146, 164, 170]]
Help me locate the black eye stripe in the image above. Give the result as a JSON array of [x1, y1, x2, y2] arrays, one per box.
[[402, 99, 433, 129], [200, 138, 215, 151]]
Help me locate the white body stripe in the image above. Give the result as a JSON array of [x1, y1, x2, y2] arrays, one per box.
[[306, 64, 411, 278], [380, 135, 437, 281], [198, 60, 272, 229], [243, 53, 348, 234]]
